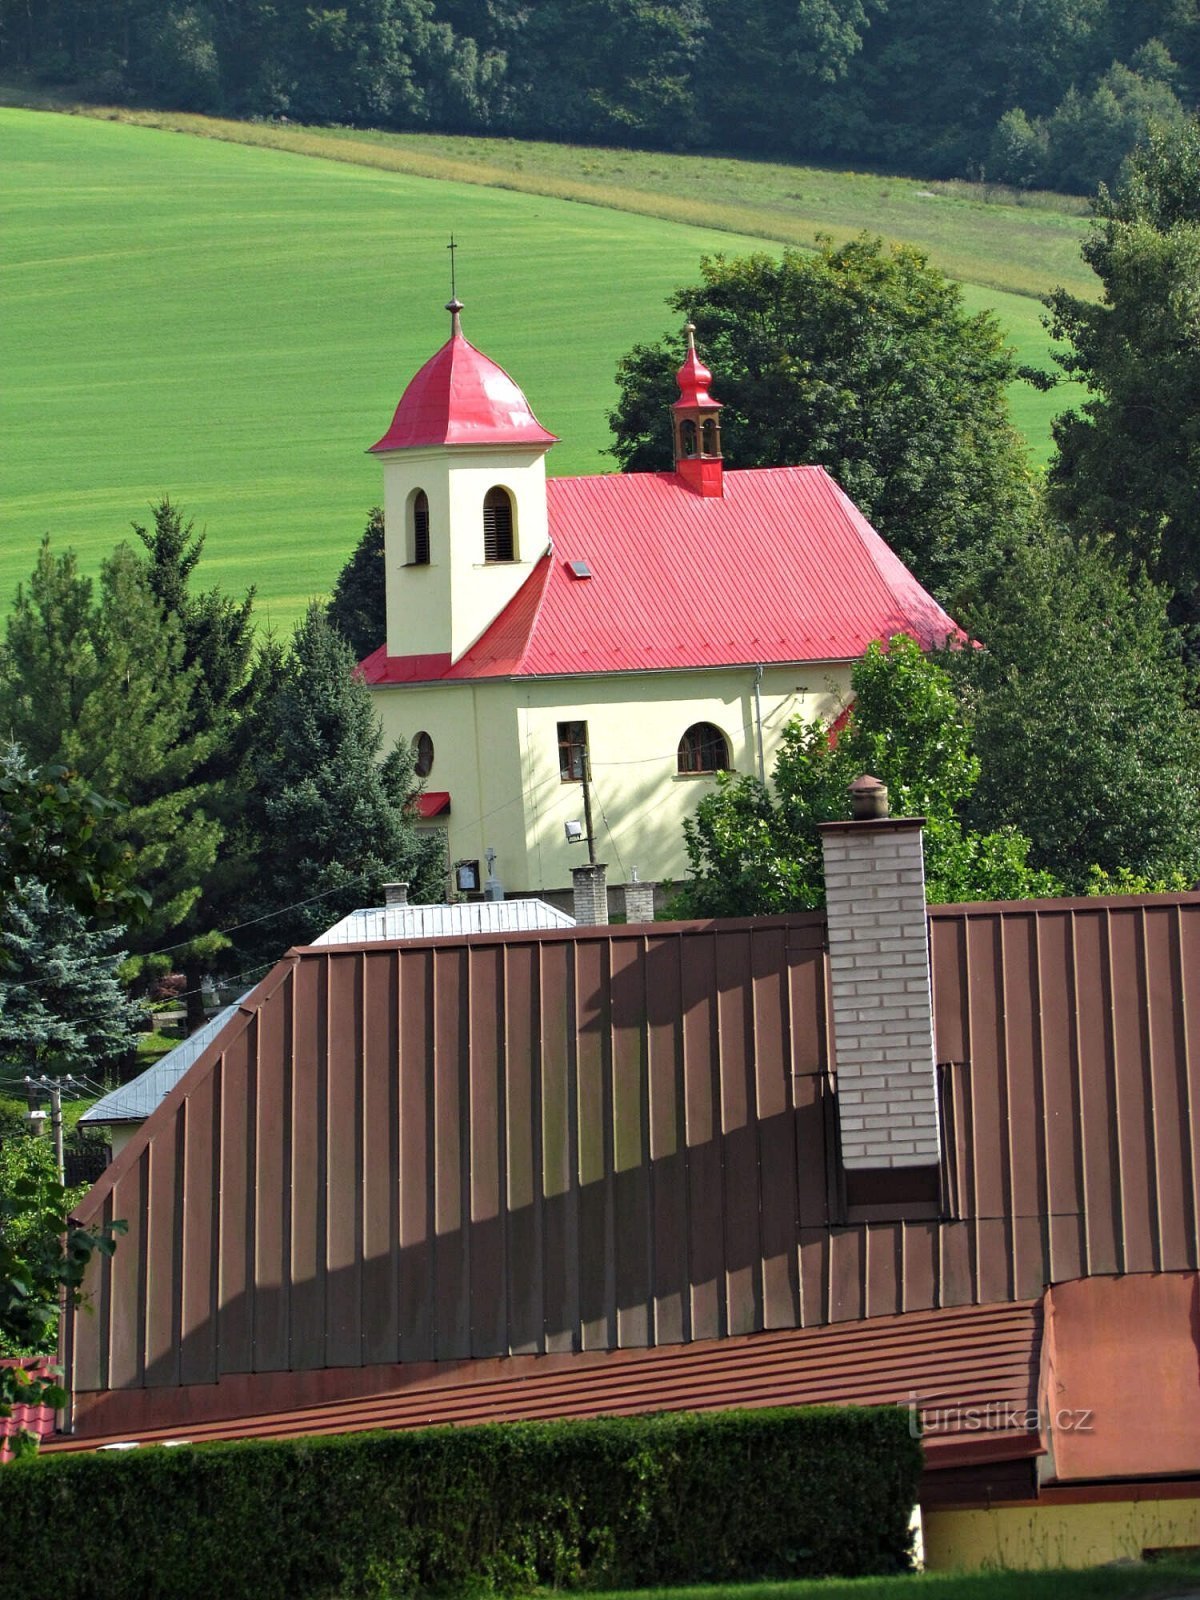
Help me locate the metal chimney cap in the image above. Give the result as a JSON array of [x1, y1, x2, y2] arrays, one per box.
[[848, 774, 889, 820], [383, 882, 409, 907]]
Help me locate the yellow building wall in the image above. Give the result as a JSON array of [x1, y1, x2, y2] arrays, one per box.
[[372, 664, 852, 895], [923, 1497, 1200, 1571], [380, 444, 551, 662], [372, 680, 530, 893]]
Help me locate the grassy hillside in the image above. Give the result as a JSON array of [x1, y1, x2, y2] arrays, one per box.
[[2, 106, 1086, 630]]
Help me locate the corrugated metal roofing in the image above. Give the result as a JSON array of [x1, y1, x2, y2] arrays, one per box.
[[52, 1300, 1041, 1465], [79, 1000, 245, 1126], [314, 898, 574, 945], [369, 329, 557, 453], [65, 896, 1200, 1445], [360, 467, 959, 685]]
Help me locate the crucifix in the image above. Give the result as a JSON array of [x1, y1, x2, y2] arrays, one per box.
[[447, 234, 458, 301]]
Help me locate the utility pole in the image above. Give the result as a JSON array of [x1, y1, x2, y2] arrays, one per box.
[[24, 1074, 80, 1186], [581, 751, 597, 865]]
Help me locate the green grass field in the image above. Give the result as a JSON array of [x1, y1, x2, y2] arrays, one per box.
[[2, 105, 1089, 630]]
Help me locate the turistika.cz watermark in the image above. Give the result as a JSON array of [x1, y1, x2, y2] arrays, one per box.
[[908, 1394, 1094, 1438]]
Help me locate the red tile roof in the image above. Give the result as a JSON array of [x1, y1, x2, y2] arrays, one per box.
[[369, 331, 557, 453], [360, 465, 959, 684]]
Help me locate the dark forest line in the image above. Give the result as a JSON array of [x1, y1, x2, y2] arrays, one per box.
[[5, 0, 1199, 196]]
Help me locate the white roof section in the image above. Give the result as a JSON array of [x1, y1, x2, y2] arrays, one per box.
[[81, 1000, 245, 1126], [312, 898, 575, 946]]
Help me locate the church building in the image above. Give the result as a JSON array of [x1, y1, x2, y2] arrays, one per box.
[[360, 299, 957, 901]]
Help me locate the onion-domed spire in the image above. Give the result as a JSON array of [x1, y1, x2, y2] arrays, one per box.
[[671, 322, 724, 497], [369, 299, 558, 454], [675, 322, 718, 408]]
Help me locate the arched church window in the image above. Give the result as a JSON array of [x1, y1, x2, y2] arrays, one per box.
[[677, 722, 730, 775], [483, 487, 515, 563], [679, 419, 698, 458], [407, 489, 430, 566], [701, 417, 719, 455], [412, 731, 434, 777]]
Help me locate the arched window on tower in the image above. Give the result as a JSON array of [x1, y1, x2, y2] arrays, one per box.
[[679, 419, 698, 458], [701, 417, 720, 456], [677, 722, 731, 775], [483, 486, 515, 562], [407, 489, 430, 565]]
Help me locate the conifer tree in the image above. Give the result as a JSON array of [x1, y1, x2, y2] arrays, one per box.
[[231, 605, 443, 973], [131, 500, 263, 1025], [0, 880, 144, 1076], [0, 538, 221, 961], [327, 507, 387, 661]]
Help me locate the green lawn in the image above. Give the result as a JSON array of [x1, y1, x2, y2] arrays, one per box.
[[584, 1565, 1200, 1600], [2, 105, 1087, 631]]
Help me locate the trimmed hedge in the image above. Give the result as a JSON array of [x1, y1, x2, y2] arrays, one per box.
[[0, 1406, 921, 1599]]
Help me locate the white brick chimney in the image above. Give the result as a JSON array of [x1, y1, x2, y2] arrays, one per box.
[[818, 776, 941, 1208]]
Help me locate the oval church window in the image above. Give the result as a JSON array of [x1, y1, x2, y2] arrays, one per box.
[[413, 731, 434, 777]]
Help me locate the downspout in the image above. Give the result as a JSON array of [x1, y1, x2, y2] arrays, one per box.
[[753, 665, 767, 783]]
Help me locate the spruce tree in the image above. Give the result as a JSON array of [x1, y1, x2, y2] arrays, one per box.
[[0, 880, 144, 1076], [132, 500, 262, 1026], [231, 605, 444, 974]]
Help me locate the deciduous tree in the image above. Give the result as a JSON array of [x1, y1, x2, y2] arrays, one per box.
[[953, 528, 1200, 891], [1045, 116, 1200, 630], [676, 635, 1058, 917]]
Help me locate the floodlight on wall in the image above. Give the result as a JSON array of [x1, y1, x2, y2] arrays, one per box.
[[564, 820, 585, 844]]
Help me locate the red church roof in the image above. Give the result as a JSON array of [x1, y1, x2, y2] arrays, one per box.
[[369, 304, 557, 453], [359, 465, 959, 684]]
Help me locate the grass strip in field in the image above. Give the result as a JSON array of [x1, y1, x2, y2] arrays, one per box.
[[10, 95, 1096, 302]]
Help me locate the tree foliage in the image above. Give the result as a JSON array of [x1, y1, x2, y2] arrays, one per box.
[[6, 0, 1195, 191], [609, 243, 1037, 605], [676, 635, 1059, 918], [0, 881, 144, 1076], [0, 746, 146, 934], [1045, 117, 1200, 632], [0, 1136, 123, 1452], [953, 527, 1200, 892], [0, 537, 221, 960], [327, 506, 387, 661], [230, 605, 444, 972]]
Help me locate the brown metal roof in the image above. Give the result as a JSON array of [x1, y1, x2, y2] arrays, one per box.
[[51, 1300, 1041, 1471], [66, 898, 1200, 1441]]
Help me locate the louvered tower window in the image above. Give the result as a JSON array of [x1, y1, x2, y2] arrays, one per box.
[[483, 487, 515, 562], [412, 490, 430, 565]]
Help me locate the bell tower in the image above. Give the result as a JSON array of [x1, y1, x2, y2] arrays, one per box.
[[368, 300, 557, 664], [672, 323, 724, 498]]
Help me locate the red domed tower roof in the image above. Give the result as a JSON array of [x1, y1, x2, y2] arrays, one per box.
[[369, 300, 558, 453], [672, 323, 722, 414]]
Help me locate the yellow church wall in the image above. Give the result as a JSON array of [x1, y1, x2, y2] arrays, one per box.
[[371, 664, 852, 895], [923, 1496, 1200, 1571], [373, 680, 532, 892], [380, 444, 550, 662]]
